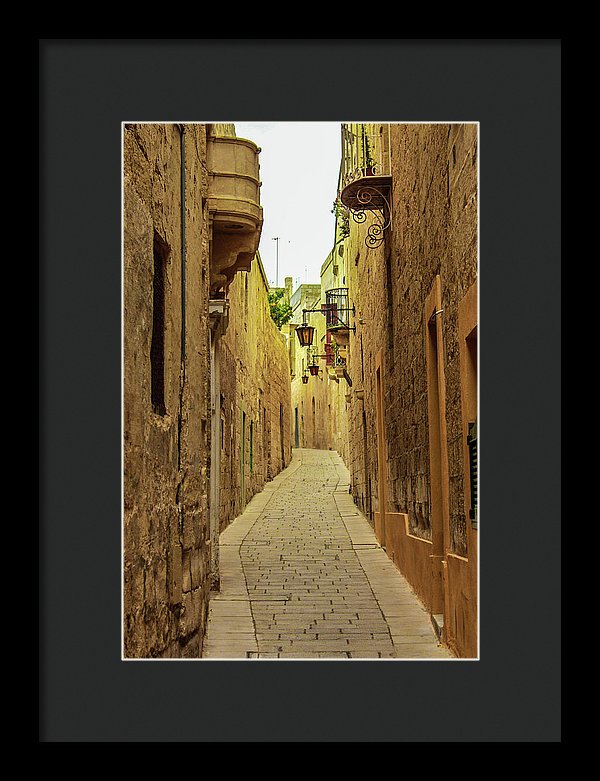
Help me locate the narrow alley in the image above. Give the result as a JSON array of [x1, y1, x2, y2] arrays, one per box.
[[202, 449, 453, 659], [123, 121, 479, 661]]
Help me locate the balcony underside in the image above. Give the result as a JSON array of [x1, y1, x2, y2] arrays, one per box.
[[339, 175, 392, 212], [207, 133, 263, 295], [328, 326, 350, 346]]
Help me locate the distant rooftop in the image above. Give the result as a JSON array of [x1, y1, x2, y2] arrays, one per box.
[[290, 283, 322, 313]]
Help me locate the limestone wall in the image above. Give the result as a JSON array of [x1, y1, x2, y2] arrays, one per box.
[[338, 123, 478, 656], [123, 123, 293, 658], [123, 123, 211, 658], [218, 255, 293, 531]]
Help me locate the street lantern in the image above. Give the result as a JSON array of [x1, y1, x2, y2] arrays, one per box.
[[309, 364, 319, 376], [301, 373, 309, 384], [295, 323, 315, 347]]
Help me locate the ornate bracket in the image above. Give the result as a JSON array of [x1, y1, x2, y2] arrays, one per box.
[[348, 184, 392, 249], [339, 173, 392, 251]]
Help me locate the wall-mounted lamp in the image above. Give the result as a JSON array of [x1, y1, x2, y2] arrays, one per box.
[[295, 324, 315, 347], [295, 303, 327, 348]]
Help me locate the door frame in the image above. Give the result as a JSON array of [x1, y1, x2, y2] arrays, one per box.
[[375, 348, 387, 546]]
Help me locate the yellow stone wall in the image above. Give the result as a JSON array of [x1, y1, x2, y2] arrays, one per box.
[[123, 123, 212, 658], [219, 253, 293, 530], [123, 123, 292, 658]]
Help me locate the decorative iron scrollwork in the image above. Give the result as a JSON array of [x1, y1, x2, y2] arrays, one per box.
[[366, 223, 385, 248], [347, 185, 392, 249]]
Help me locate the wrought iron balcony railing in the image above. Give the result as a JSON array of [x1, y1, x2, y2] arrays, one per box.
[[323, 288, 354, 332], [340, 123, 391, 186], [322, 287, 356, 346], [333, 342, 346, 369], [338, 123, 392, 249]]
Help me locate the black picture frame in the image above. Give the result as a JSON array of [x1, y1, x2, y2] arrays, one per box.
[[40, 38, 561, 743]]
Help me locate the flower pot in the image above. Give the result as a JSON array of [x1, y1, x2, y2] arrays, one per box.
[[355, 388, 365, 400]]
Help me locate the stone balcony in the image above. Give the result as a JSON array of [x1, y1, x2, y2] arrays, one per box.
[[207, 133, 263, 294]]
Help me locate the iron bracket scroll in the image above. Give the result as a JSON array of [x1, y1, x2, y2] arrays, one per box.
[[348, 184, 392, 249]]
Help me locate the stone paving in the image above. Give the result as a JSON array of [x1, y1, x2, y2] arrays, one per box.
[[202, 449, 454, 660]]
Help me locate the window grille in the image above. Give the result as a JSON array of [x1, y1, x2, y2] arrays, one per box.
[[467, 421, 478, 528]]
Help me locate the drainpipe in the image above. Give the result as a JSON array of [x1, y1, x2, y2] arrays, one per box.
[[209, 325, 221, 590], [208, 299, 229, 591]]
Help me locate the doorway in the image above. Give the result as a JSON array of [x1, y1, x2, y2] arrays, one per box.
[[375, 349, 387, 546]]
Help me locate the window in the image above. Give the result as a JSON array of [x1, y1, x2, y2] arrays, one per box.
[[151, 231, 169, 415], [459, 281, 478, 546]]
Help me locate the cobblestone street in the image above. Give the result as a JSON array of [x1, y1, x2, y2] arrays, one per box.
[[202, 449, 453, 659]]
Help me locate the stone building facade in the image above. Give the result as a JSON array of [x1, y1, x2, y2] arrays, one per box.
[[289, 278, 348, 462], [123, 123, 292, 658], [338, 122, 478, 657], [304, 122, 478, 657]]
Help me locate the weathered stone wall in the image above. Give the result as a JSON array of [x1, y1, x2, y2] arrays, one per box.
[[338, 123, 478, 655], [342, 181, 389, 527], [341, 124, 477, 553], [386, 123, 477, 554], [218, 255, 293, 531], [443, 125, 478, 554], [123, 123, 212, 658]]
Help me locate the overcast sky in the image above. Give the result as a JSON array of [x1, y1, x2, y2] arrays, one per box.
[[234, 122, 341, 291]]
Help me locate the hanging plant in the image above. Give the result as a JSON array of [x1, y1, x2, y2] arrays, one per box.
[[331, 197, 350, 239]]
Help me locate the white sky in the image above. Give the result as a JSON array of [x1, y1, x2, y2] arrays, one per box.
[[234, 122, 341, 291]]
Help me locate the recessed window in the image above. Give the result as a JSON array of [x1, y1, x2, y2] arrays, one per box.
[[151, 231, 169, 416]]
